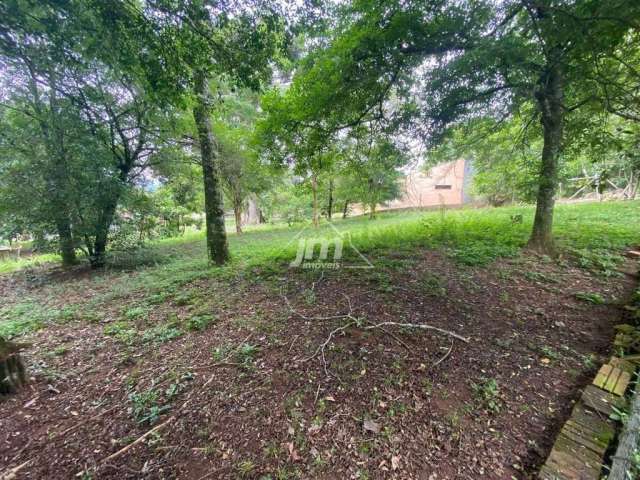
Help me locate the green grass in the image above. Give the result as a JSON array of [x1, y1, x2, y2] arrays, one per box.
[[1, 201, 639, 339], [0, 252, 61, 275]]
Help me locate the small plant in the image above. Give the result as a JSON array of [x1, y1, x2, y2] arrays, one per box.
[[104, 321, 138, 344], [53, 345, 69, 356], [420, 272, 446, 297], [141, 323, 183, 343], [610, 405, 629, 424], [236, 459, 256, 478], [237, 343, 259, 364], [186, 314, 215, 331], [575, 291, 605, 305], [302, 288, 316, 305], [212, 344, 233, 362], [123, 305, 150, 321], [524, 271, 559, 284], [538, 345, 560, 360], [471, 377, 501, 413], [128, 388, 170, 424]]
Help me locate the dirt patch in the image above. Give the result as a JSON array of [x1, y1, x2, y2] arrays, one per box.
[[0, 249, 636, 479]]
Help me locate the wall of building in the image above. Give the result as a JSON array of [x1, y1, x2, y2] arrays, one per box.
[[351, 159, 472, 215]]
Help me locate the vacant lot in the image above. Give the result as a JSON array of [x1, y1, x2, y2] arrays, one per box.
[[1, 201, 639, 479]]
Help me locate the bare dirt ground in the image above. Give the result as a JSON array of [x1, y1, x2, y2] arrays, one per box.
[[0, 248, 637, 479]]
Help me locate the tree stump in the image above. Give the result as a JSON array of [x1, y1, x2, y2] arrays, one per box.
[[0, 337, 27, 395]]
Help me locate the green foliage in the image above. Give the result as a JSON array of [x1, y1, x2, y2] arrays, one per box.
[[471, 377, 501, 414], [128, 388, 171, 425], [186, 314, 216, 332], [575, 292, 605, 305]]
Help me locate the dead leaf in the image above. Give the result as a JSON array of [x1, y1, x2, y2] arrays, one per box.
[[363, 419, 381, 434], [325, 395, 336, 402], [541, 358, 550, 365], [308, 424, 321, 435], [287, 442, 300, 461], [391, 455, 400, 470]]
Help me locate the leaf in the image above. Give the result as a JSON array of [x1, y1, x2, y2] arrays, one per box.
[[286, 442, 300, 461], [391, 455, 400, 470], [363, 418, 380, 434]]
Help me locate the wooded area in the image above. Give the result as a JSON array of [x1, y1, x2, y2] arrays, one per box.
[[0, 0, 638, 265], [1, 1, 640, 479]]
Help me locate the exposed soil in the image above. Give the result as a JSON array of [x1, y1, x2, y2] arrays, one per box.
[[0, 249, 637, 479]]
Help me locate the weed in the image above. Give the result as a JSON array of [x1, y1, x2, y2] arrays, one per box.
[[128, 388, 170, 424], [212, 344, 233, 362], [471, 377, 501, 413], [142, 323, 183, 344], [53, 345, 69, 356], [237, 343, 259, 364], [123, 305, 150, 322], [538, 345, 560, 360], [524, 271, 559, 284], [104, 321, 138, 344], [575, 292, 605, 305], [420, 272, 446, 296], [236, 460, 256, 478], [185, 314, 215, 331]]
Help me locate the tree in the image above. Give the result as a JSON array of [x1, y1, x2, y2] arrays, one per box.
[[214, 90, 271, 234], [337, 133, 408, 219], [260, 0, 639, 253], [0, 0, 166, 267], [91, 0, 287, 264]]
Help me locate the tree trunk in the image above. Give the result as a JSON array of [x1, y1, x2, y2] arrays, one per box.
[[27, 72, 77, 267], [90, 197, 119, 268], [0, 337, 27, 395], [244, 194, 261, 225], [234, 202, 243, 235], [528, 59, 564, 254], [369, 203, 376, 220], [193, 71, 229, 265], [342, 200, 349, 219], [311, 174, 319, 228], [327, 179, 334, 221], [55, 217, 76, 267]]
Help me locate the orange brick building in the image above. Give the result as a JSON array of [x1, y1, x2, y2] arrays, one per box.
[[353, 158, 474, 214]]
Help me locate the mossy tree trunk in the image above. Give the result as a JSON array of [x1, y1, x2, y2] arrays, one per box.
[[193, 71, 230, 265], [528, 52, 564, 253]]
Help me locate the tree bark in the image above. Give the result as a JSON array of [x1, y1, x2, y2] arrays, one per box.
[[327, 179, 334, 221], [342, 200, 349, 219], [0, 337, 27, 395], [311, 174, 319, 228], [233, 201, 243, 235], [90, 197, 119, 268], [55, 217, 76, 267], [369, 203, 377, 220], [193, 71, 229, 265], [528, 59, 564, 253]]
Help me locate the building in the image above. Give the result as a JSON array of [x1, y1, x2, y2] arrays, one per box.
[[352, 158, 474, 215]]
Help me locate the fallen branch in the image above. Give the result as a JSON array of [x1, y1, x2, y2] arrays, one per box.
[[101, 417, 175, 464], [289, 287, 469, 375], [0, 460, 31, 480], [432, 340, 454, 368], [53, 406, 119, 439], [305, 321, 356, 376], [92, 372, 217, 472], [363, 322, 470, 343]]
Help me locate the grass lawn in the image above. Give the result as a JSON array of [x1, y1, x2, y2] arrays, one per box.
[[0, 200, 639, 479]]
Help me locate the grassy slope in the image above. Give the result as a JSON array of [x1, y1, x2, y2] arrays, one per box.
[[1, 200, 639, 339]]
